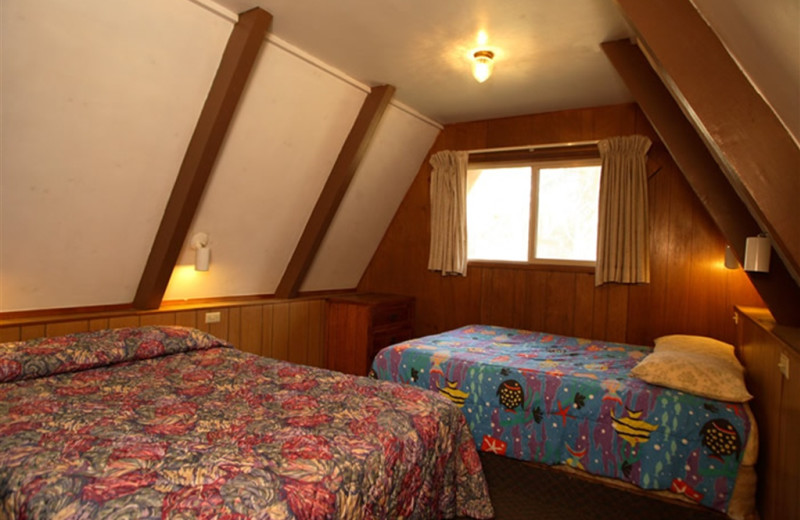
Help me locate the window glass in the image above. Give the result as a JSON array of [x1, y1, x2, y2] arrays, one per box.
[[535, 166, 600, 261], [466, 160, 601, 265], [466, 167, 531, 261]]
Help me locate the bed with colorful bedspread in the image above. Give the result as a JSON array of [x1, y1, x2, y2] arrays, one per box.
[[0, 326, 493, 520], [371, 325, 756, 517]]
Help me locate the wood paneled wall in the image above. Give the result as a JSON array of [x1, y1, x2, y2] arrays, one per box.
[[0, 299, 326, 368], [736, 307, 800, 520], [359, 104, 763, 345]]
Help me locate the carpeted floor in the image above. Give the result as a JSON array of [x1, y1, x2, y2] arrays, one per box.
[[472, 453, 729, 520]]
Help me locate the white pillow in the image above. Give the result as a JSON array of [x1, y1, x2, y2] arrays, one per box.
[[654, 334, 744, 372], [631, 350, 753, 402]]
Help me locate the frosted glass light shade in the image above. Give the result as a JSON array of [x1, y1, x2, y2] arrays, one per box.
[[472, 50, 494, 83]]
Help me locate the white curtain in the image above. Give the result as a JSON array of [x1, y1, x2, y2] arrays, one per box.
[[595, 135, 652, 286], [428, 150, 469, 276]]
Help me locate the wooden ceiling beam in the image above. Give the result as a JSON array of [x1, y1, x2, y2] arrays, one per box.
[[133, 8, 272, 310], [275, 84, 396, 299], [614, 0, 800, 285], [602, 39, 800, 326]]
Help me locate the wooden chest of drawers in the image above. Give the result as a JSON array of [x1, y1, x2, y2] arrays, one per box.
[[326, 293, 415, 376]]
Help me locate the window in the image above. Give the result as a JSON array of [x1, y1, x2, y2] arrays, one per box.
[[466, 158, 601, 265]]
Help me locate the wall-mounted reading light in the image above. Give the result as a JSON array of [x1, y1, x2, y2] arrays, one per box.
[[191, 232, 210, 272], [472, 50, 495, 83], [743, 235, 770, 273], [724, 245, 739, 269]]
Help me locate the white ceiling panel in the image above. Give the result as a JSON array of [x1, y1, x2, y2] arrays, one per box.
[[164, 40, 367, 301], [0, 0, 230, 311], [301, 106, 440, 292]]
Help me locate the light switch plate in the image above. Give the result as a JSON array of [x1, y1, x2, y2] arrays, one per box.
[[778, 353, 790, 379], [205, 311, 221, 324]]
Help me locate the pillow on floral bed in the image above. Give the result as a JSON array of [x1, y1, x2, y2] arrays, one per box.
[[0, 326, 231, 383]]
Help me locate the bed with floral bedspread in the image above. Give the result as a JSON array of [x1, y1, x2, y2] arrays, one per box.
[[371, 325, 755, 517], [0, 326, 493, 519]]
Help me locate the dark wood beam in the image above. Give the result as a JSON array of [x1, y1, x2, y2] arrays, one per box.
[[275, 85, 396, 299], [614, 0, 800, 285], [133, 8, 272, 310], [602, 39, 800, 326]]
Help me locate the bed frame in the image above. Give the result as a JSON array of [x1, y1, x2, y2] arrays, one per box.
[[734, 306, 800, 520]]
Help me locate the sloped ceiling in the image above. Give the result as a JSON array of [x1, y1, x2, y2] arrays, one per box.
[[212, 0, 636, 124], [692, 0, 800, 143], [0, 0, 439, 312], [609, 0, 800, 325], [211, 0, 799, 140], [1, 0, 797, 313]]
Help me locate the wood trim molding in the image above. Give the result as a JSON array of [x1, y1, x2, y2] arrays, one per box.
[[468, 144, 600, 164], [602, 39, 800, 326], [133, 8, 272, 310], [614, 0, 800, 284], [275, 84, 396, 299]]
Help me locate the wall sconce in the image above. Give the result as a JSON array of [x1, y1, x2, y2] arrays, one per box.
[[472, 50, 494, 83], [191, 232, 210, 272], [743, 235, 770, 273], [724, 245, 739, 269]]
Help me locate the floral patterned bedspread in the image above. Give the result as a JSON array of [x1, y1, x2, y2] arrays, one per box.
[[371, 325, 752, 514], [0, 326, 493, 520]]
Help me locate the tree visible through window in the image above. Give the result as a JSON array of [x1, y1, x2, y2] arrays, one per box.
[[466, 159, 601, 265]]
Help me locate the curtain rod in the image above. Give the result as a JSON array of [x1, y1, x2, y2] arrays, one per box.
[[467, 140, 599, 155]]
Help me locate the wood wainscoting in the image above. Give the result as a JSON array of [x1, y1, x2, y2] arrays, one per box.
[[0, 298, 326, 368], [736, 306, 800, 520], [359, 103, 763, 346]]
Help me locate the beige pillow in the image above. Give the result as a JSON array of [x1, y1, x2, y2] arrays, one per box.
[[654, 334, 744, 372], [631, 350, 753, 402]]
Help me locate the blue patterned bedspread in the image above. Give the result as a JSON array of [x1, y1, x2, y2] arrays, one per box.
[[371, 325, 752, 513], [0, 326, 493, 519]]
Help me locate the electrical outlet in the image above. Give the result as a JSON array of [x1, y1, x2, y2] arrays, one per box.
[[778, 353, 790, 379], [205, 311, 221, 324]]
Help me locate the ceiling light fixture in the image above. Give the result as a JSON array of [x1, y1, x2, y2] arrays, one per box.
[[472, 50, 495, 83]]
